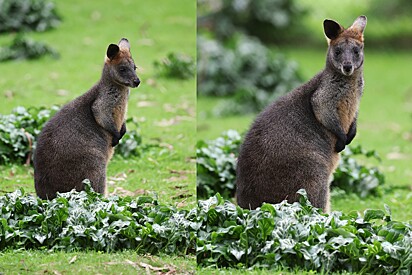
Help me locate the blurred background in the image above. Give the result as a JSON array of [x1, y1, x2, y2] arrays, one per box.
[[197, 0, 412, 219]]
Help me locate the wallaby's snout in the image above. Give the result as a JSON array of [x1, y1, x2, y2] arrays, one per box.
[[132, 77, 141, 88], [342, 62, 354, 76]]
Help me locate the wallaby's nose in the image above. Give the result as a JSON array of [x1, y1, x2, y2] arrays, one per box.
[[133, 78, 140, 88], [343, 64, 352, 74]]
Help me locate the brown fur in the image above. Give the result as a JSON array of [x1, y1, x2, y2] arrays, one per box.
[[34, 38, 140, 199], [236, 16, 367, 212]]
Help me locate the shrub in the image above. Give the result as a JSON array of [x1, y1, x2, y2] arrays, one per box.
[[196, 130, 385, 199], [196, 130, 241, 199], [332, 145, 385, 198], [197, 191, 412, 273], [198, 0, 307, 42], [0, 106, 144, 165], [0, 181, 198, 253], [0, 0, 61, 33], [0, 34, 59, 62], [2, 185, 410, 273], [0, 105, 59, 164], [197, 35, 301, 115], [154, 52, 195, 79]]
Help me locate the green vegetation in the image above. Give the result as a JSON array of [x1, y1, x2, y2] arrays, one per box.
[[0, 0, 60, 33], [198, 0, 303, 116], [0, 182, 196, 254], [0, 106, 58, 164], [198, 0, 306, 42], [0, 250, 195, 274], [0, 34, 59, 62], [0, 0, 196, 273], [333, 145, 384, 198], [299, 0, 412, 48], [197, 191, 412, 273], [1, 182, 410, 274], [197, 35, 301, 116], [197, 130, 241, 199], [154, 52, 195, 80], [0, 0, 61, 61]]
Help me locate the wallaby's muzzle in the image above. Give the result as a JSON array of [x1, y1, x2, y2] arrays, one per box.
[[132, 78, 141, 88], [342, 63, 354, 76]]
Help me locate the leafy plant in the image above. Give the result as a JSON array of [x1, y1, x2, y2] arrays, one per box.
[[0, 34, 59, 62], [197, 35, 301, 116], [197, 190, 412, 273], [196, 130, 385, 199], [197, 130, 241, 199], [0, 0, 61, 33], [0, 181, 198, 254], [198, 0, 307, 42], [332, 145, 385, 197], [154, 52, 195, 79], [0, 106, 144, 165], [1, 185, 410, 273], [0, 105, 59, 164], [116, 117, 143, 158]]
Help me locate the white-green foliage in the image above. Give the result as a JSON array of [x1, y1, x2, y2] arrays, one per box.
[[197, 35, 301, 116], [197, 130, 241, 198], [197, 191, 412, 273], [0, 35, 59, 62], [0, 181, 198, 253], [0, 0, 60, 33], [1, 186, 410, 273], [154, 52, 195, 80]]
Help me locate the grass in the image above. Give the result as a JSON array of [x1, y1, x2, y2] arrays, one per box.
[[197, 47, 412, 222], [0, 0, 196, 273], [0, 250, 196, 274]]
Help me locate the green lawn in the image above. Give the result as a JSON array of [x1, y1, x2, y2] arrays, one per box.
[[198, 47, 412, 222], [0, 250, 195, 274], [0, 0, 196, 273]]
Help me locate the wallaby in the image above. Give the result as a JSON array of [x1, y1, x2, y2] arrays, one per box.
[[34, 38, 140, 199], [236, 16, 367, 212]]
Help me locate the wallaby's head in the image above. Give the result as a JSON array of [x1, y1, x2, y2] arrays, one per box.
[[104, 38, 140, 88], [324, 16, 367, 76]]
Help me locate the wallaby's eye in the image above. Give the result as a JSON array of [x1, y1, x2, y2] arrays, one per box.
[[119, 67, 127, 72], [353, 47, 360, 55], [334, 48, 342, 57]]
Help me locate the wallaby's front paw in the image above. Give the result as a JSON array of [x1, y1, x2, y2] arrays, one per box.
[[120, 123, 126, 139], [335, 138, 346, 153], [111, 134, 120, 147]]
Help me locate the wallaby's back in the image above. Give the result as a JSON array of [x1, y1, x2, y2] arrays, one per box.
[[236, 16, 367, 211]]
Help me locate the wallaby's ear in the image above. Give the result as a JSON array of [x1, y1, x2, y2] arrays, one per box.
[[107, 44, 120, 60], [349, 15, 367, 34], [118, 38, 130, 51], [323, 19, 344, 41]]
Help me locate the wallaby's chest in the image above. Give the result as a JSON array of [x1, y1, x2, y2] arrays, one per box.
[[336, 77, 363, 132], [112, 90, 129, 130]]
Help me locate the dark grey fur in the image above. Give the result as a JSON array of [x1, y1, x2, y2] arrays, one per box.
[[34, 38, 140, 199], [236, 16, 367, 211]]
